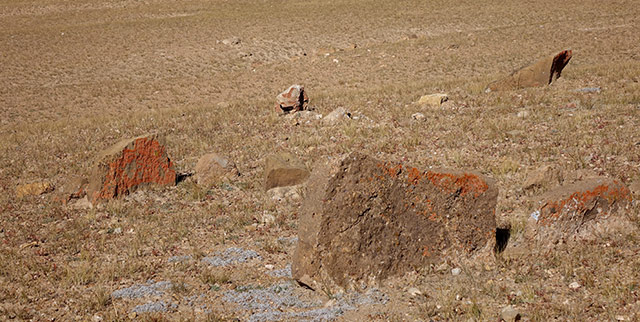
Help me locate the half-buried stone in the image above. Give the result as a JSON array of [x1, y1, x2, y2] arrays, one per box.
[[292, 153, 498, 293]]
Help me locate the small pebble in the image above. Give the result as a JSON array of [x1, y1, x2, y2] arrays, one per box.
[[451, 268, 461, 276], [569, 281, 581, 290]]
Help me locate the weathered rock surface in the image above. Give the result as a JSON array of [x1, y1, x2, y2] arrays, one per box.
[[526, 177, 632, 245], [417, 94, 448, 107], [276, 85, 309, 114], [87, 133, 176, 204], [195, 153, 239, 187], [265, 153, 310, 190], [487, 50, 572, 91], [523, 164, 563, 195], [16, 181, 54, 198], [292, 153, 498, 292]]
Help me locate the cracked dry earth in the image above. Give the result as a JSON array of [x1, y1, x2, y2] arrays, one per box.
[[2, 0, 640, 321]]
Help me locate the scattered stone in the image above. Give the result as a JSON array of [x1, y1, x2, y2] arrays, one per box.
[[276, 85, 309, 114], [516, 110, 530, 118], [418, 94, 448, 107], [168, 255, 193, 263], [132, 301, 178, 313], [111, 280, 172, 299], [260, 211, 276, 226], [267, 264, 292, 278], [194, 153, 239, 188], [574, 87, 601, 93], [569, 281, 581, 290], [322, 107, 349, 125], [87, 133, 176, 204], [288, 110, 322, 125], [487, 50, 572, 91], [16, 181, 54, 198], [407, 287, 422, 296], [451, 268, 462, 276], [72, 196, 93, 210], [523, 164, 564, 195], [202, 247, 261, 267], [113, 227, 122, 234], [221, 37, 241, 46], [526, 177, 633, 245], [264, 152, 310, 190], [293, 153, 498, 293], [56, 176, 88, 203], [267, 185, 302, 202], [500, 305, 521, 321], [411, 112, 426, 121]]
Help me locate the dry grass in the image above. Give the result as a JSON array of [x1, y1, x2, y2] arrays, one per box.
[[1, 0, 640, 320]]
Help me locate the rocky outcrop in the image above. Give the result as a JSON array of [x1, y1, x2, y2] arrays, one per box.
[[87, 133, 176, 204], [487, 50, 572, 91], [417, 94, 448, 107], [292, 153, 498, 292], [526, 177, 632, 245]]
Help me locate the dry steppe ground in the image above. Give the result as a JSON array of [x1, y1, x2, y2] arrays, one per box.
[[2, 0, 640, 320]]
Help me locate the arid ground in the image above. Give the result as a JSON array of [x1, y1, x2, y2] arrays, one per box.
[[2, 0, 640, 320]]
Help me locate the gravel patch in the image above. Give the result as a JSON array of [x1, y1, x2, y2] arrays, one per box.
[[132, 300, 178, 313], [223, 282, 388, 322], [111, 280, 172, 299], [202, 247, 261, 267], [267, 264, 292, 278]]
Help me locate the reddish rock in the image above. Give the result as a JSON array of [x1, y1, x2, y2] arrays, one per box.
[[526, 177, 632, 244], [275, 85, 309, 114], [87, 133, 176, 204], [487, 50, 572, 91], [292, 153, 497, 292]]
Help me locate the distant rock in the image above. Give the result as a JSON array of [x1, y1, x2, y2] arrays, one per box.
[[487, 50, 572, 91], [87, 133, 176, 204], [526, 177, 633, 245], [417, 94, 448, 107], [523, 164, 563, 195], [411, 112, 426, 121], [322, 107, 349, 125], [220, 37, 241, 46], [276, 85, 309, 114], [16, 181, 54, 198], [516, 110, 530, 118], [500, 305, 521, 321], [264, 152, 310, 190], [292, 153, 497, 293], [194, 153, 239, 188]]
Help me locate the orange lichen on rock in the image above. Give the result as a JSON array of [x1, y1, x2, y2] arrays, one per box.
[[88, 134, 176, 204], [426, 171, 489, 198], [407, 167, 425, 185], [377, 162, 402, 179]]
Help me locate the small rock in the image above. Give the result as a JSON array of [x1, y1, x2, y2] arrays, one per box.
[[195, 153, 239, 188], [264, 152, 310, 190], [16, 181, 54, 198], [487, 50, 572, 91], [276, 85, 309, 114], [516, 110, 530, 118], [615, 315, 627, 321], [411, 113, 425, 121], [574, 87, 601, 93], [267, 185, 302, 202], [322, 107, 349, 125], [407, 287, 422, 296], [261, 211, 276, 225], [418, 94, 448, 107], [221, 37, 241, 45], [288, 110, 322, 125], [500, 305, 521, 321], [92, 314, 103, 322], [72, 196, 93, 209], [451, 268, 461, 276], [523, 164, 563, 194], [113, 227, 122, 234], [265, 264, 275, 270], [569, 281, 581, 290]]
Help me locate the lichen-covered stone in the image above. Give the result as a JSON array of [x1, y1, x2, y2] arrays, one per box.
[[87, 133, 176, 204], [526, 177, 632, 244], [275, 85, 309, 114], [292, 153, 497, 292], [487, 50, 572, 91]]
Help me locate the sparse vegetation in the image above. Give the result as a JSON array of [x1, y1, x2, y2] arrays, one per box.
[[1, 0, 640, 320]]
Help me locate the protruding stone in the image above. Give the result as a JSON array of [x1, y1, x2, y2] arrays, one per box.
[[264, 153, 309, 190], [418, 94, 448, 107], [500, 305, 521, 322], [487, 50, 572, 91], [87, 133, 176, 204], [292, 153, 497, 293], [526, 177, 632, 245], [16, 181, 54, 198], [322, 107, 349, 125], [194, 153, 239, 187], [276, 85, 309, 114], [411, 112, 426, 121], [523, 164, 563, 195]]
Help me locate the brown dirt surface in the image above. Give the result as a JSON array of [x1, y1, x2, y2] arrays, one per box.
[[2, 0, 640, 320]]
